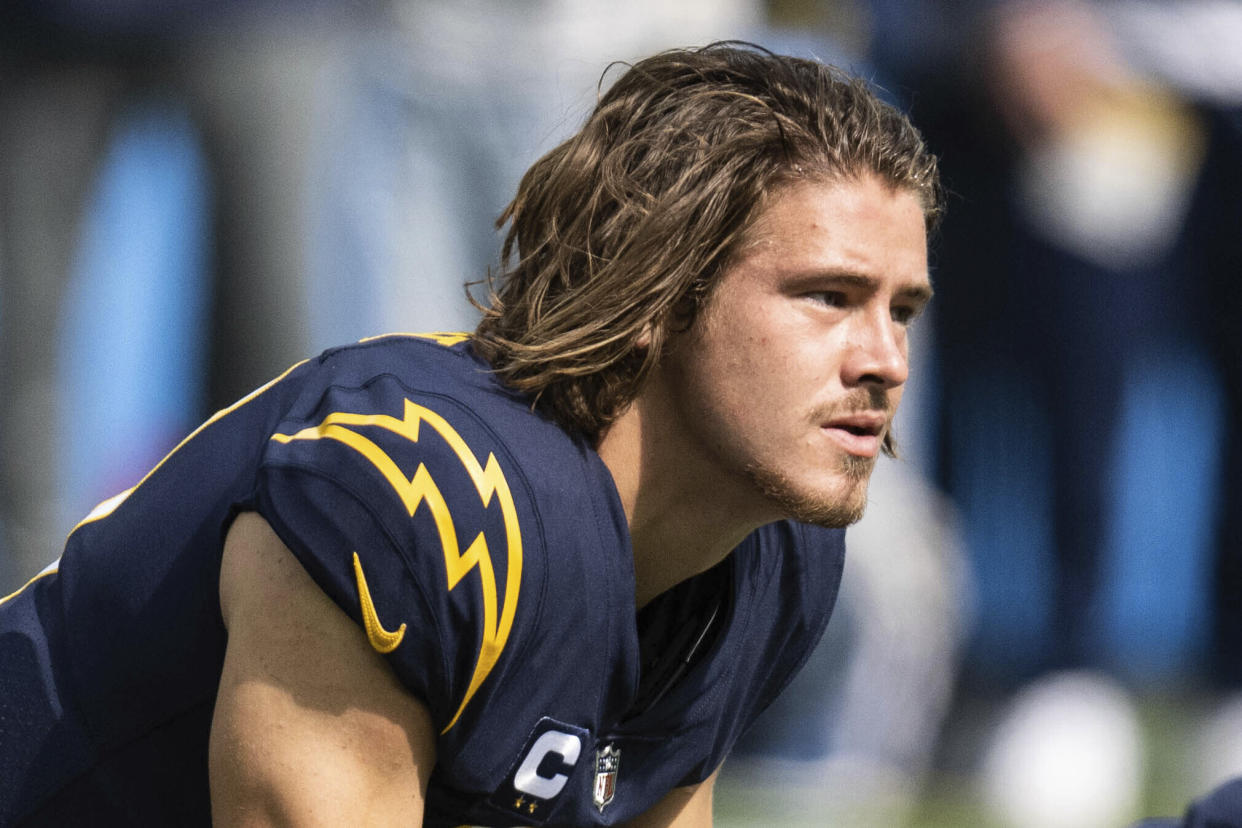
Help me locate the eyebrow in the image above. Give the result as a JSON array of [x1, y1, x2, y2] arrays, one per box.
[[796, 270, 935, 305]]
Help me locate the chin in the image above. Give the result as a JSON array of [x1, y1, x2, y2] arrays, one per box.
[[747, 459, 874, 529]]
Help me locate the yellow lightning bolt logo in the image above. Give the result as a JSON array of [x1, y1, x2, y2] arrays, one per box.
[[272, 398, 522, 733]]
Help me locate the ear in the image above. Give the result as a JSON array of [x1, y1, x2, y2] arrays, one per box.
[[635, 322, 655, 350]]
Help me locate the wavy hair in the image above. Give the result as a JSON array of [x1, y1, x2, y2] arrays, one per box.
[[473, 42, 941, 442]]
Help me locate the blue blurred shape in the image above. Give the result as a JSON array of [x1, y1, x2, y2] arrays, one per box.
[[1092, 341, 1224, 681], [952, 358, 1056, 679], [56, 101, 210, 526]]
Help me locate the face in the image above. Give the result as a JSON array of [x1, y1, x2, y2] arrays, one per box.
[[659, 174, 931, 527]]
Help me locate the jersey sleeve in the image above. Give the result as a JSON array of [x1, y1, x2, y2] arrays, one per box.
[[253, 381, 534, 738]]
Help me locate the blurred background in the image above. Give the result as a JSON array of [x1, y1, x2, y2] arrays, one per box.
[[1, 0, 1239, 824]]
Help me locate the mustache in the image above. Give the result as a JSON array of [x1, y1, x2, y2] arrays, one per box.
[[813, 386, 892, 422]]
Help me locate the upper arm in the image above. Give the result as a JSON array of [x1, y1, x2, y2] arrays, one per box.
[[209, 512, 436, 826], [623, 771, 718, 828]]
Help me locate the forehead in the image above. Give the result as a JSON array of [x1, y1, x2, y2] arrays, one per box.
[[739, 175, 930, 288]]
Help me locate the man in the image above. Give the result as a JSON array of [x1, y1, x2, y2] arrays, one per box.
[[0, 43, 940, 825]]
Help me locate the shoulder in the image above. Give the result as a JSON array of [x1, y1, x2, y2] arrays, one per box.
[[268, 333, 582, 480], [289, 332, 496, 407], [263, 332, 610, 563], [252, 333, 602, 732], [257, 333, 592, 586]]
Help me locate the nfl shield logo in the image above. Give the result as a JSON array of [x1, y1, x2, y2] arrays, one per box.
[[593, 744, 621, 812]]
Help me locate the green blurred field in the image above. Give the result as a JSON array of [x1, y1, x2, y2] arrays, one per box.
[[713, 693, 1218, 827]]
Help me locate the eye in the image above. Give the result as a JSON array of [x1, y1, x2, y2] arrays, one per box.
[[806, 291, 847, 308], [891, 304, 922, 326]]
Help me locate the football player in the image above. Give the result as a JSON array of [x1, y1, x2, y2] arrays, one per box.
[[0, 43, 940, 826]]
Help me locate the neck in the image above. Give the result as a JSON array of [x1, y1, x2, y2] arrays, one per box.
[[596, 382, 773, 611]]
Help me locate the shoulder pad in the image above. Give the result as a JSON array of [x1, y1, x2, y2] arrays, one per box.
[[257, 379, 537, 736]]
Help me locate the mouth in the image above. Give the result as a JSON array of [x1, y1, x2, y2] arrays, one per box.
[[821, 412, 887, 458]]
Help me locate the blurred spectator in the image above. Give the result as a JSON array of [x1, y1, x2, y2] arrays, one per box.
[[306, 0, 765, 345], [872, 0, 1241, 690], [867, 0, 1242, 823], [0, 1, 369, 590]]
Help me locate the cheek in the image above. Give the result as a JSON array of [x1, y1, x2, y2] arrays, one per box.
[[728, 316, 817, 378], [692, 301, 827, 416]]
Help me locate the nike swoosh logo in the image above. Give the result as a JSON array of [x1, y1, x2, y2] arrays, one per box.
[[353, 552, 407, 653]]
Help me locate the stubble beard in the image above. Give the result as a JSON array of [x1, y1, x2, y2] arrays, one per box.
[[747, 450, 876, 529], [746, 388, 891, 528]]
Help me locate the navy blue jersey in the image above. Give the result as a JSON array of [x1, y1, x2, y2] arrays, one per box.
[[0, 334, 846, 827]]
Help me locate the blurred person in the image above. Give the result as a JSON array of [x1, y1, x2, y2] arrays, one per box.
[[866, 1, 1242, 824], [967, 0, 1222, 684], [1107, 1, 1242, 696], [0, 0, 368, 593], [872, 0, 1234, 686], [306, 0, 763, 343], [0, 44, 943, 825]]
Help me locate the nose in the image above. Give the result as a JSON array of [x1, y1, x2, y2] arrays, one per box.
[[840, 310, 908, 389]]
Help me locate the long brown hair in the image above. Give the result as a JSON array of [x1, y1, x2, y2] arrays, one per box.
[[473, 42, 942, 442]]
